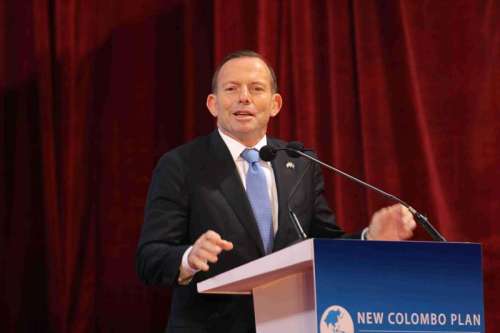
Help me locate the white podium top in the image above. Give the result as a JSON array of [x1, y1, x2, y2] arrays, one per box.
[[197, 239, 314, 295]]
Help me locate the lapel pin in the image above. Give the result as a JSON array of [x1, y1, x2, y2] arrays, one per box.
[[286, 161, 295, 169]]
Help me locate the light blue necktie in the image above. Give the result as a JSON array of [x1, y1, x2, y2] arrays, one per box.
[[241, 148, 273, 254]]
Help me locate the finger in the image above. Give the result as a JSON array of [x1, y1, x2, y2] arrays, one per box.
[[391, 205, 409, 224], [399, 226, 414, 239], [399, 215, 415, 239], [204, 230, 222, 243], [401, 208, 416, 227], [216, 239, 234, 251], [402, 206, 413, 219], [403, 211, 414, 222], [399, 231, 413, 240], [202, 230, 233, 251], [398, 204, 409, 219], [195, 248, 219, 263], [189, 255, 210, 272], [407, 217, 417, 230], [200, 232, 233, 252], [199, 241, 223, 255]]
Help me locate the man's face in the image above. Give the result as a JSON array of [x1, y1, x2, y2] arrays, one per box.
[[206, 57, 282, 146]]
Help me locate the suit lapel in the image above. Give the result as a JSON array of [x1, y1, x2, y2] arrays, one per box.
[[269, 139, 300, 250], [207, 131, 265, 256]]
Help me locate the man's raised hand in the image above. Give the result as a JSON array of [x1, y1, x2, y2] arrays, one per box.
[[188, 230, 233, 272]]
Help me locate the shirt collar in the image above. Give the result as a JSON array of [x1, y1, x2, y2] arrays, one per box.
[[218, 128, 268, 162]]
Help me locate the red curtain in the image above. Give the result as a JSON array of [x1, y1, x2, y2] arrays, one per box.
[[1, 1, 498, 332]]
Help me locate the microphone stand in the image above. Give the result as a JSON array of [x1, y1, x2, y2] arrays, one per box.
[[287, 148, 446, 242]]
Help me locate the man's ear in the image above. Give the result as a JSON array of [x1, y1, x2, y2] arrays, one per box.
[[206, 94, 218, 117], [270, 93, 283, 117]]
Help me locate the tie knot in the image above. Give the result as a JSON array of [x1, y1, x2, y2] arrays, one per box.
[[241, 148, 260, 164]]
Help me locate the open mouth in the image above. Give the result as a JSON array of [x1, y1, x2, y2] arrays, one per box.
[[233, 111, 254, 118]]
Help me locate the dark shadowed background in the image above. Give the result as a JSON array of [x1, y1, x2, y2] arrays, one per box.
[[1, 0, 499, 332]]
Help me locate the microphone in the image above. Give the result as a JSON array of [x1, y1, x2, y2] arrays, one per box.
[[259, 142, 312, 161], [283, 143, 446, 242], [259, 145, 278, 162]]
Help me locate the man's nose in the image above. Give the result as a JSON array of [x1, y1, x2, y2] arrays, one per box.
[[239, 86, 251, 103]]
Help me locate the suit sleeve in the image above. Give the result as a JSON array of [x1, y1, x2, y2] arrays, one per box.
[[136, 152, 191, 286]]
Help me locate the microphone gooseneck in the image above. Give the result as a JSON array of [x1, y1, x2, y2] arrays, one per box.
[[284, 141, 304, 158], [259, 144, 308, 241], [260, 143, 447, 242]]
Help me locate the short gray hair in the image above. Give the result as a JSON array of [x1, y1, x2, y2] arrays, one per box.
[[211, 50, 278, 93]]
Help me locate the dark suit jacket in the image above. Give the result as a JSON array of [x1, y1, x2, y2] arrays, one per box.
[[136, 130, 347, 333]]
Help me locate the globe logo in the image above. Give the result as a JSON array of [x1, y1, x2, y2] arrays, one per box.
[[320, 305, 354, 333]]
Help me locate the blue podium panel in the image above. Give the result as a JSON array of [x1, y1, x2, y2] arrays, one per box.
[[314, 239, 484, 333]]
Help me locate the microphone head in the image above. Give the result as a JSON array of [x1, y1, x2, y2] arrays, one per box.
[[285, 141, 305, 158], [259, 145, 278, 161]]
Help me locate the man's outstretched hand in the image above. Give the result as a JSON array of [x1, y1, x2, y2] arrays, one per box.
[[366, 204, 417, 241], [188, 230, 233, 271], [178, 230, 233, 283]]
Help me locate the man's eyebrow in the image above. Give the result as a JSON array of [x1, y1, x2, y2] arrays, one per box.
[[221, 81, 240, 86], [221, 80, 269, 86]]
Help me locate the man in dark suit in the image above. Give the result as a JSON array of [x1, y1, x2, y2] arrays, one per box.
[[136, 50, 416, 333]]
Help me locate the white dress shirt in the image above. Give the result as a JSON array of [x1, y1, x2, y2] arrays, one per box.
[[218, 129, 279, 233]]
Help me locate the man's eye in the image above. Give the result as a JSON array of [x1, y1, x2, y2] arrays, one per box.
[[253, 86, 265, 92], [225, 86, 236, 92]]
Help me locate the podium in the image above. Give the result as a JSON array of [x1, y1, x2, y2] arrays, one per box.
[[198, 239, 484, 333]]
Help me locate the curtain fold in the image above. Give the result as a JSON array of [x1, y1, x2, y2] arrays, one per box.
[[2, 1, 498, 332]]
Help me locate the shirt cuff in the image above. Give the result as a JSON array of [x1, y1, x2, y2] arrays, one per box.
[[177, 246, 200, 285], [361, 227, 370, 240], [181, 246, 200, 275]]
